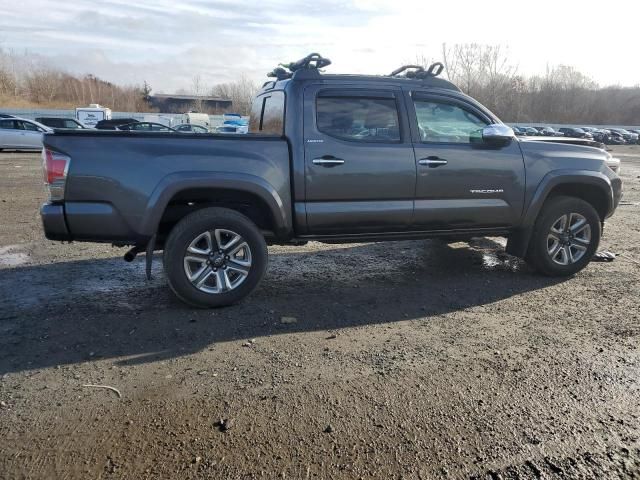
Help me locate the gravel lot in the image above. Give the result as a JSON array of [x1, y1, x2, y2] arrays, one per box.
[[0, 147, 639, 479]]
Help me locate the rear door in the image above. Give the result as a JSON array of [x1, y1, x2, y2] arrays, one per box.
[[0, 120, 23, 148], [303, 85, 416, 234], [408, 92, 525, 230], [0, 119, 16, 148]]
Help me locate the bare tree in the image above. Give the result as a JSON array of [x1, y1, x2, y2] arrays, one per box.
[[2, 45, 640, 124], [186, 75, 207, 112], [210, 75, 259, 115]]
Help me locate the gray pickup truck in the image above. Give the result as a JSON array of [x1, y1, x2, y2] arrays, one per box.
[[41, 54, 623, 307]]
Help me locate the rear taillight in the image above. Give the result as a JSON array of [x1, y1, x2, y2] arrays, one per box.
[[42, 148, 70, 202]]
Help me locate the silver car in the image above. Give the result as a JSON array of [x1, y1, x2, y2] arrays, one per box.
[[173, 123, 209, 133], [0, 118, 52, 151]]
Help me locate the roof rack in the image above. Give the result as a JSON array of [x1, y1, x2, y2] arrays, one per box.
[[389, 62, 445, 79], [267, 53, 332, 81]]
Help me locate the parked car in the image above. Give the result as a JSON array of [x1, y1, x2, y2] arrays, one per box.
[[36, 117, 88, 130], [216, 113, 249, 134], [590, 129, 611, 144], [95, 118, 139, 130], [0, 113, 16, 118], [538, 126, 564, 137], [173, 124, 209, 133], [609, 128, 638, 144], [520, 126, 541, 136], [558, 127, 593, 140], [607, 130, 627, 145], [116, 122, 176, 132], [627, 129, 640, 143], [512, 126, 526, 136], [0, 117, 52, 151], [40, 53, 623, 308]]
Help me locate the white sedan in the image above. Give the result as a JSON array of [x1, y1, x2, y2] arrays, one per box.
[[0, 117, 52, 151]]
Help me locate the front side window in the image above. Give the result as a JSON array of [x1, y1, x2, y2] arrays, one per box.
[[316, 97, 400, 142], [21, 121, 40, 131], [414, 100, 487, 144]]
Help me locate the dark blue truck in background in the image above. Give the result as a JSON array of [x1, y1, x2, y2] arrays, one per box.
[[41, 54, 623, 307]]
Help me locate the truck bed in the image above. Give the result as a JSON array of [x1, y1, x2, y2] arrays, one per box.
[[42, 130, 292, 244]]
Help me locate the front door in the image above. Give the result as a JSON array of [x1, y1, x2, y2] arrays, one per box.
[[19, 121, 44, 149], [408, 93, 525, 230], [303, 86, 416, 234]]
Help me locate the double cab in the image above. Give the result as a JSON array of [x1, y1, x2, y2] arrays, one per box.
[[40, 54, 623, 307]]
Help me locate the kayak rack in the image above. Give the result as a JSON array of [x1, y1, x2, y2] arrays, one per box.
[[267, 53, 332, 81], [389, 62, 445, 79]]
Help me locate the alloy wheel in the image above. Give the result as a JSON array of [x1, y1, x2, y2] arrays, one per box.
[[546, 213, 591, 266], [183, 229, 252, 294]]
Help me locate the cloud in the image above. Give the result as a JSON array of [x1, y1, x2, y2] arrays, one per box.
[[1, 0, 639, 91]]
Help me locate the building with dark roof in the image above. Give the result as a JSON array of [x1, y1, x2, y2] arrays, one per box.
[[146, 94, 232, 113]]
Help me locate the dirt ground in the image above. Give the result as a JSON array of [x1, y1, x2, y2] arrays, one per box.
[[0, 146, 639, 479]]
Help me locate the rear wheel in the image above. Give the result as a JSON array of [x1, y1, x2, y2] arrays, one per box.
[[526, 196, 601, 276], [163, 207, 268, 307]]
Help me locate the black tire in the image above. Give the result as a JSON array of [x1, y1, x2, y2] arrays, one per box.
[[526, 195, 601, 276], [163, 207, 268, 308]]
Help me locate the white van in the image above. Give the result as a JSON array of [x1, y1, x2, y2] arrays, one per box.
[[75, 104, 112, 128], [181, 112, 210, 129], [143, 114, 173, 127]]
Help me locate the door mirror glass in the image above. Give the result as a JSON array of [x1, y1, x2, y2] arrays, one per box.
[[482, 124, 515, 144]]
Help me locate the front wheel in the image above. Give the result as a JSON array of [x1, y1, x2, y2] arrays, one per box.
[[163, 207, 268, 308], [526, 196, 601, 276]]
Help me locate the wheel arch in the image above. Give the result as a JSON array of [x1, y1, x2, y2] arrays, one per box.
[[507, 170, 613, 258], [140, 172, 292, 243]]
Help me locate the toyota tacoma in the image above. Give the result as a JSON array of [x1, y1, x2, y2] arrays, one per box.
[[40, 54, 623, 307]]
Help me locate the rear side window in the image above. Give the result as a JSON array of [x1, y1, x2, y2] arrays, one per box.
[[0, 120, 19, 129], [414, 100, 487, 143], [248, 91, 285, 135], [316, 97, 400, 142]]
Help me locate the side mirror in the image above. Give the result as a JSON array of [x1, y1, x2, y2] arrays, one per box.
[[482, 124, 515, 145]]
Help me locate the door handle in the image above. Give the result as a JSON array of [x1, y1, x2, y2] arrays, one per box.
[[312, 157, 345, 167], [418, 156, 447, 167]]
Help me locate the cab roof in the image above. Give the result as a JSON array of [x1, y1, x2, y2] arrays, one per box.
[[259, 53, 460, 94]]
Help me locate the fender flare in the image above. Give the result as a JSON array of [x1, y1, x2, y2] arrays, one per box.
[[139, 171, 291, 238], [506, 169, 613, 258]]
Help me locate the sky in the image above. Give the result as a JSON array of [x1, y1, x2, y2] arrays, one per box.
[[1, 0, 639, 93]]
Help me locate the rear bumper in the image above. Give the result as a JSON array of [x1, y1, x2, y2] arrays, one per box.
[[40, 203, 71, 241]]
